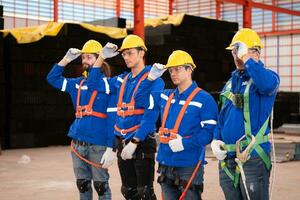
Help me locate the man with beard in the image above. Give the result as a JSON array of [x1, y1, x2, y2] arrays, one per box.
[[211, 28, 280, 200], [47, 40, 118, 200]]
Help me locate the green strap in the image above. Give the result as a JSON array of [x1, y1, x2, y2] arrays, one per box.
[[221, 160, 240, 188], [243, 79, 252, 137], [220, 79, 272, 187], [225, 133, 270, 152], [250, 117, 272, 170], [221, 161, 235, 181], [220, 81, 232, 108], [234, 167, 240, 187]]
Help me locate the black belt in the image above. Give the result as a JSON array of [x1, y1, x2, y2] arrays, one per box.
[[73, 140, 91, 146], [115, 133, 155, 140]]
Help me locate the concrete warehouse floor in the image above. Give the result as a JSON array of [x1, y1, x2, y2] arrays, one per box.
[[0, 146, 299, 200]]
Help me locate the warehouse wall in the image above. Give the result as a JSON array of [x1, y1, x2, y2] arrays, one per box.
[[262, 34, 300, 91], [173, 0, 300, 91]]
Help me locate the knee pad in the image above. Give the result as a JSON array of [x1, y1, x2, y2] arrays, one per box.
[[76, 179, 91, 193], [137, 185, 157, 200], [93, 181, 107, 196], [121, 186, 139, 200]]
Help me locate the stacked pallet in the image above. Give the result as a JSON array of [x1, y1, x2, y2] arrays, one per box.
[[0, 5, 4, 153], [144, 14, 238, 91]]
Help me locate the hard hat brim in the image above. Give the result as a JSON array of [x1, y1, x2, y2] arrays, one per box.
[[80, 51, 99, 54], [165, 63, 196, 69], [118, 46, 147, 52], [226, 46, 234, 50]]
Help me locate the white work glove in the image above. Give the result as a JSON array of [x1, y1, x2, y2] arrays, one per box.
[[234, 42, 248, 59], [99, 42, 119, 59], [169, 135, 184, 152], [63, 48, 81, 63], [148, 63, 167, 80], [100, 147, 116, 168], [121, 142, 137, 160], [211, 140, 227, 161]]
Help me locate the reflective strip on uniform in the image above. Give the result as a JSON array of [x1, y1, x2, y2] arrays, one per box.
[[75, 84, 88, 90], [103, 77, 110, 94], [148, 94, 154, 109], [61, 78, 67, 92], [107, 107, 117, 112], [160, 93, 169, 101], [160, 93, 175, 103], [179, 100, 202, 108], [200, 119, 217, 128], [117, 77, 123, 83]]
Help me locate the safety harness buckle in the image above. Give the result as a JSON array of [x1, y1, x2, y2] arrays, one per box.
[[120, 129, 127, 136], [159, 128, 178, 144], [75, 106, 83, 118], [126, 105, 135, 115], [121, 102, 128, 108], [117, 108, 125, 118], [236, 135, 256, 163], [84, 107, 93, 115], [232, 94, 244, 109]]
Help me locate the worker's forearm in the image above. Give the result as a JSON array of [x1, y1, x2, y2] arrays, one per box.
[[58, 58, 69, 67], [94, 55, 105, 68]]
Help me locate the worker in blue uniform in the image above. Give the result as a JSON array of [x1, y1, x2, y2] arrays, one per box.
[[136, 50, 218, 200], [47, 40, 118, 200], [88, 35, 164, 200], [211, 28, 280, 200]]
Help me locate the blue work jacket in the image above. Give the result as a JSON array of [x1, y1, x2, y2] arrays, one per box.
[[138, 80, 218, 167], [88, 65, 165, 141], [214, 58, 280, 156], [46, 64, 114, 147]]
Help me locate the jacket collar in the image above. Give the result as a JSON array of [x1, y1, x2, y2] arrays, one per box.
[[127, 65, 150, 81], [174, 81, 198, 99]]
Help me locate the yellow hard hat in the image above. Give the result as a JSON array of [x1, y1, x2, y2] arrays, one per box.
[[165, 50, 196, 69], [119, 34, 147, 52], [226, 28, 263, 50], [81, 40, 103, 54]]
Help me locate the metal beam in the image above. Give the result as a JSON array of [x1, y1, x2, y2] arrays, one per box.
[[272, 0, 276, 31], [53, 0, 58, 22], [258, 29, 300, 37], [133, 0, 144, 39], [243, 0, 252, 28], [169, 0, 173, 15], [223, 0, 300, 16], [216, 0, 221, 20], [116, 0, 121, 18]]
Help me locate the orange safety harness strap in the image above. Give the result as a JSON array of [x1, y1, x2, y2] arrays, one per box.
[[159, 87, 201, 144], [114, 124, 140, 136], [178, 160, 202, 200], [70, 140, 107, 170], [117, 72, 149, 118], [75, 79, 107, 119]]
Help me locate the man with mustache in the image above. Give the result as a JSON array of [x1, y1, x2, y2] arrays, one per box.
[[211, 29, 280, 200], [47, 40, 118, 200]]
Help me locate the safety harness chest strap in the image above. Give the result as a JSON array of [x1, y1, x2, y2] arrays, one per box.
[[114, 72, 149, 136], [75, 79, 107, 119], [159, 87, 201, 144], [117, 72, 149, 118]]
